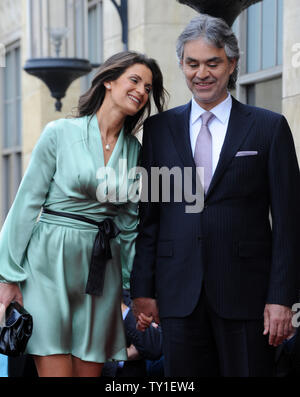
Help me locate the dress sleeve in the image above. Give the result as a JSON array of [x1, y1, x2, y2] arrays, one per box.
[[113, 136, 141, 290], [114, 201, 139, 290], [0, 121, 57, 283]]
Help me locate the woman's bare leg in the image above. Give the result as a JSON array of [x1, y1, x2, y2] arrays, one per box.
[[71, 355, 104, 377], [33, 354, 73, 377]]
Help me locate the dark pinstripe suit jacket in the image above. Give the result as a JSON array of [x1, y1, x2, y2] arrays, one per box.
[[130, 97, 300, 320]]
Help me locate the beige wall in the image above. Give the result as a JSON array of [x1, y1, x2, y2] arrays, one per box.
[[22, 0, 197, 169], [0, 0, 22, 44], [1, 0, 198, 178], [282, 0, 300, 158]]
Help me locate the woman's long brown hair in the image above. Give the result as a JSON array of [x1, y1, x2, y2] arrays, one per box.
[[76, 51, 168, 134]]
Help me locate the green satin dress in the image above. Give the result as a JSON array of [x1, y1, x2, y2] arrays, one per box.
[[0, 115, 141, 363]]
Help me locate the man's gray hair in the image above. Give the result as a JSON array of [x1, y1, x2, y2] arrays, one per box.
[[176, 14, 240, 90]]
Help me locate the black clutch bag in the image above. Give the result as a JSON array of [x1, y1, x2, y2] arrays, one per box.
[[0, 301, 33, 356]]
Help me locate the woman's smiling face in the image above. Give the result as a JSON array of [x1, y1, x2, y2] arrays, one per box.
[[106, 63, 153, 116]]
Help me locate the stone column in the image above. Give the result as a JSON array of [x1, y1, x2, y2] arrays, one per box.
[[140, 0, 198, 109], [282, 0, 300, 158]]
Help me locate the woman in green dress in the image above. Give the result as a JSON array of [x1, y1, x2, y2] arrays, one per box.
[[0, 51, 167, 377]]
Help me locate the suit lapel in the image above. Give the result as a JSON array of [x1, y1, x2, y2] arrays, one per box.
[[166, 98, 255, 200], [205, 97, 255, 199], [168, 102, 195, 169]]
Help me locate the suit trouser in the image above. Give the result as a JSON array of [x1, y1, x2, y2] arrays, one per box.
[[160, 290, 276, 377]]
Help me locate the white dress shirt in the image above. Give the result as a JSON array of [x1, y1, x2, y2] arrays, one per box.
[[190, 93, 232, 175]]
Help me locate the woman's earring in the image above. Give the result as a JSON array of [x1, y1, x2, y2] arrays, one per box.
[[106, 83, 111, 89]]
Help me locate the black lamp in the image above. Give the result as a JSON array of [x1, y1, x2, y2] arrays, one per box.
[[177, 0, 262, 26], [24, 28, 92, 112]]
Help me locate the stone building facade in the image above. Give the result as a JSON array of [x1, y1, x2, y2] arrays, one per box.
[[0, 0, 300, 222]]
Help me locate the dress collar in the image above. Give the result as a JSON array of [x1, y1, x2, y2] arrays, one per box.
[[88, 114, 125, 168]]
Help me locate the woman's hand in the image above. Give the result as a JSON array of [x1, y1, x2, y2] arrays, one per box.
[[0, 282, 23, 309], [127, 344, 140, 361]]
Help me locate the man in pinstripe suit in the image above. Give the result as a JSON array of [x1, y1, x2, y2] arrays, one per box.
[[130, 14, 300, 376]]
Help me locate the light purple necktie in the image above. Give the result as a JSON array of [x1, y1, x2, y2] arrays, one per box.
[[194, 111, 215, 193]]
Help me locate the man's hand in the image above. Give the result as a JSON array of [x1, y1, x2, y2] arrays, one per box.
[[132, 297, 160, 331], [137, 312, 154, 331], [263, 304, 294, 346]]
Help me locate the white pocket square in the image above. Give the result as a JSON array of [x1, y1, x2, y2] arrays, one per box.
[[235, 151, 258, 157]]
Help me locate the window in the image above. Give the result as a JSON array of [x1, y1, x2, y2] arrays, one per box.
[[1, 43, 22, 218], [236, 0, 283, 112], [82, 0, 103, 91], [88, 0, 103, 66], [246, 0, 283, 73]]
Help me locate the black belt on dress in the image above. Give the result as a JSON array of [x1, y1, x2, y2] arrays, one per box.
[[43, 208, 120, 297]]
